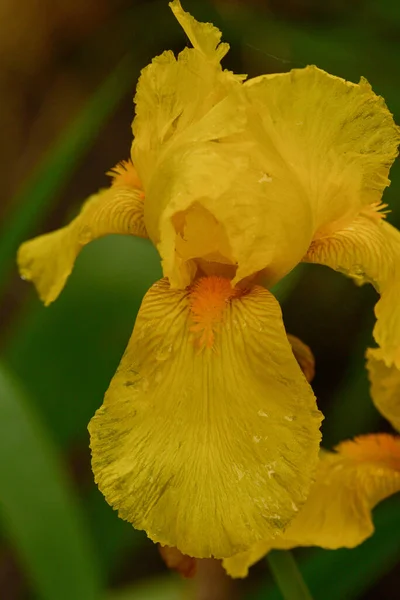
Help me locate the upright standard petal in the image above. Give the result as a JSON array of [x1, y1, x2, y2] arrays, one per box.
[[132, 2, 316, 288], [169, 0, 229, 61], [224, 434, 400, 578], [17, 163, 146, 305], [131, 0, 242, 190], [131, 22, 246, 285], [133, 7, 399, 291], [367, 348, 400, 432], [89, 277, 322, 558], [305, 215, 400, 369], [244, 66, 400, 237]]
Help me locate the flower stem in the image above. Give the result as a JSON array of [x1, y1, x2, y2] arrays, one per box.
[[266, 550, 313, 600], [195, 559, 237, 600]]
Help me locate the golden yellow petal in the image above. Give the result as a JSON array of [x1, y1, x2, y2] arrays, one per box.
[[89, 277, 322, 558], [224, 434, 400, 578], [285, 434, 400, 547], [18, 178, 146, 305], [367, 348, 400, 432], [131, 7, 242, 192], [133, 13, 399, 290], [169, 0, 229, 61], [222, 540, 272, 579], [132, 2, 268, 288], [305, 216, 400, 368], [245, 66, 400, 237]]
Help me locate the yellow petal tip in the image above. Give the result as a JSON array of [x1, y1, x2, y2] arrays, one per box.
[[169, 0, 229, 60]]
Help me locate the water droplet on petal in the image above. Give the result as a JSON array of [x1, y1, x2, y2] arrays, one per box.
[[258, 172, 273, 183], [258, 409, 269, 417]]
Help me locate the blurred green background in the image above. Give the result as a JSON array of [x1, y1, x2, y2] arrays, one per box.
[[0, 0, 399, 598]]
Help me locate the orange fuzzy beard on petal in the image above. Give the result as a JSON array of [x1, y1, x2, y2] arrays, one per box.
[[189, 276, 243, 349], [108, 159, 144, 196], [360, 201, 390, 222], [337, 433, 400, 471]]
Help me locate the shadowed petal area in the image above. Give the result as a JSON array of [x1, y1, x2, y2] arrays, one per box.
[[158, 545, 196, 579], [304, 216, 400, 368], [367, 348, 400, 432], [17, 174, 146, 305], [89, 278, 322, 558], [287, 334, 315, 383], [224, 434, 400, 577]]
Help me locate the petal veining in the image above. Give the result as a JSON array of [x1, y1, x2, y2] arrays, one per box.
[[304, 216, 400, 368], [224, 434, 400, 577], [132, 2, 316, 288], [18, 172, 146, 305], [244, 66, 400, 237], [89, 278, 322, 558], [132, 9, 399, 290]]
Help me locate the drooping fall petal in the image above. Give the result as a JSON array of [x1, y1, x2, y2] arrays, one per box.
[[224, 434, 400, 577], [17, 166, 146, 305], [367, 348, 400, 432], [304, 215, 400, 369], [89, 277, 322, 558]]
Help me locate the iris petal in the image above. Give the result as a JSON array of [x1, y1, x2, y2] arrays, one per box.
[[133, 6, 399, 290], [18, 178, 146, 305], [224, 434, 400, 577], [89, 278, 322, 558], [245, 66, 400, 236], [367, 348, 400, 432], [131, 1, 242, 193], [169, 0, 229, 61], [305, 216, 400, 368]]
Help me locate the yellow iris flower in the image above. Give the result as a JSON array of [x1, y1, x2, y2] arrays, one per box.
[[17, 0, 400, 560]]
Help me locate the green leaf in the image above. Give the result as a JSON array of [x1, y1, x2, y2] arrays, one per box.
[[272, 264, 306, 304], [266, 551, 313, 600], [322, 314, 380, 448], [0, 364, 103, 600]]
